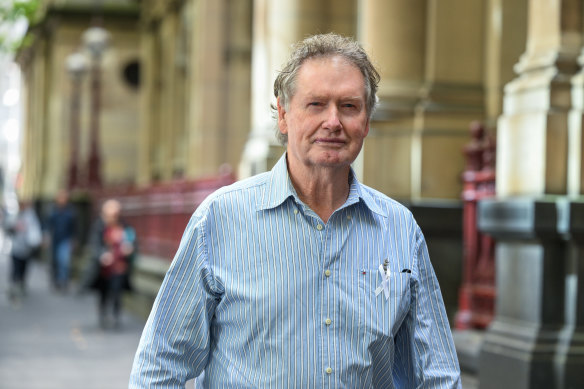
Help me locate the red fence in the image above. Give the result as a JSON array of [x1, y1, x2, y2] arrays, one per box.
[[96, 173, 235, 260], [455, 122, 496, 329]]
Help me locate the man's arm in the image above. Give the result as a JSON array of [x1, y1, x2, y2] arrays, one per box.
[[129, 213, 222, 388], [395, 228, 462, 388]]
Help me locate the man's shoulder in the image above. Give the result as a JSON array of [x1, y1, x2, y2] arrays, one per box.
[[196, 172, 271, 213], [358, 183, 415, 220]]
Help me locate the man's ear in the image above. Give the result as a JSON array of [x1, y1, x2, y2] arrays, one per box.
[[277, 97, 288, 135], [363, 118, 370, 137]]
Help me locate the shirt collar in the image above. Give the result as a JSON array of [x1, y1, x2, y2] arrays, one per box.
[[256, 153, 297, 210], [257, 153, 387, 217]]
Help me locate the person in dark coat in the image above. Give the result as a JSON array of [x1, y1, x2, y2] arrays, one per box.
[[47, 190, 76, 291], [85, 199, 136, 329]]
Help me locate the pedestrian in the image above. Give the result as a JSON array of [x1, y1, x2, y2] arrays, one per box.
[[5, 200, 42, 302], [130, 33, 461, 388], [47, 189, 76, 291], [0, 202, 6, 253], [86, 199, 136, 329]]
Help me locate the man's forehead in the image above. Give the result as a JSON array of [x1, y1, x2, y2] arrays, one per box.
[[297, 55, 361, 75], [294, 57, 366, 96]]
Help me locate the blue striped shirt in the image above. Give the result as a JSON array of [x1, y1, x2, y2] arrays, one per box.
[[130, 154, 461, 388]]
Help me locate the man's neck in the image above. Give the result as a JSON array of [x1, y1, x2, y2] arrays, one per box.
[[286, 157, 351, 223]]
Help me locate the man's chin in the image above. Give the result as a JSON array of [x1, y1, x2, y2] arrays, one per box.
[[311, 154, 355, 168]]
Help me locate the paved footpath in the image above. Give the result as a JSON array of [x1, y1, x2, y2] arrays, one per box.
[[0, 240, 146, 389]]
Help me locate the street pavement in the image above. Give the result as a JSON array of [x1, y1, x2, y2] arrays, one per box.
[[0, 231, 478, 389], [0, 236, 145, 389]]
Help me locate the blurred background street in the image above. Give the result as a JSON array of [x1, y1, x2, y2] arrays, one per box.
[[0, 230, 144, 389]]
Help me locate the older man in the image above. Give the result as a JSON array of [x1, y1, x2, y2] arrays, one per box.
[[130, 33, 461, 388]]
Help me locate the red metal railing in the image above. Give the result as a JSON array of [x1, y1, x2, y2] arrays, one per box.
[[96, 172, 235, 260], [455, 122, 496, 329]]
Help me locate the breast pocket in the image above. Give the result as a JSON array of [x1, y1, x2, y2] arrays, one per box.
[[358, 270, 412, 340]]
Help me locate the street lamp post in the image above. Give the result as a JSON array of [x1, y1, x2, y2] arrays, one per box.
[[65, 52, 88, 190], [82, 26, 109, 189]]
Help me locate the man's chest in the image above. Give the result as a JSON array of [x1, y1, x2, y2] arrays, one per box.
[[207, 213, 415, 350]]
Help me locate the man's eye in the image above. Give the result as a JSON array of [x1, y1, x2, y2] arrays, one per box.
[[308, 102, 321, 106]]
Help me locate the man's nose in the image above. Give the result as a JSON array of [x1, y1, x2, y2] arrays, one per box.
[[323, 105, 342, 130]]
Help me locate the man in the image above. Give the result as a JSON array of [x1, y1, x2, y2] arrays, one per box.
[[130, 33, 461, 388], [47, 190, 76, 291]]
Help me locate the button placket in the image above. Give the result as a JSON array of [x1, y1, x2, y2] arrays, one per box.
[[319, 217, 336, 384]]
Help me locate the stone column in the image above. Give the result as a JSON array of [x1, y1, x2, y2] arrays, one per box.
[[158, 9, 179, 181], [21, 41, 49, 200], [15, 52, 38, 200], [216, 0, 252, 173], [478, 199, 566, 389], [479, 199, 584, 388], [479, 1, 584, 388], [496, 0, 582, 197], [137, 24, 156, 187], [568, 45, 584, 195], [181, 0, 252, 179], [359, 0, 485, 200], [187, 0, 230, 178], [415, 0, 486, 200], [171, 0, 193, 178], [32, 46, 47, 199], [239, 0, 356, 178], [484, 0, 529, 124], [560, 201, 584, 389], [138, 0, 177, 184], [358, 0, 427, 198]]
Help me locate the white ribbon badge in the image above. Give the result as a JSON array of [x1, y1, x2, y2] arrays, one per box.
[[374, 263, 391, 299]]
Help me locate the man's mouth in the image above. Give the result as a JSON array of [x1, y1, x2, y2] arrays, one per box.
[[313, 138, 345, 146]]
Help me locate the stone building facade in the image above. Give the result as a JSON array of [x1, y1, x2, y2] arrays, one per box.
[[17, 0, 531, 203], [16, 0, 141, 199]]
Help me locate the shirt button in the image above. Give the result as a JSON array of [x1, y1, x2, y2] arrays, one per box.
[[325, 318, 332, 326], [293, 209, 298, 214], [316, 224, 323, 231], [325, 367, 332, 374], [347, 215, 352, 220], [325, 270, 331, 277]]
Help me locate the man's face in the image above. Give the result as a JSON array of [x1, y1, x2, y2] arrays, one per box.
[[278, 55, 370, 171]]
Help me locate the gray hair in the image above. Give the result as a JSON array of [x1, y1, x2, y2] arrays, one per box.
[[273, 33, 380, 145]]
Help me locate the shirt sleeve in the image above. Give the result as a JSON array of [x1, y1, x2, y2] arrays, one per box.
[[395, 227, 462, 388], [129, 211, 222, 388]]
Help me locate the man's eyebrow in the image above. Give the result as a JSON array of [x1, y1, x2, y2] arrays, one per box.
[[303, 95, 364, 101], [303, 94, 326, 100]]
